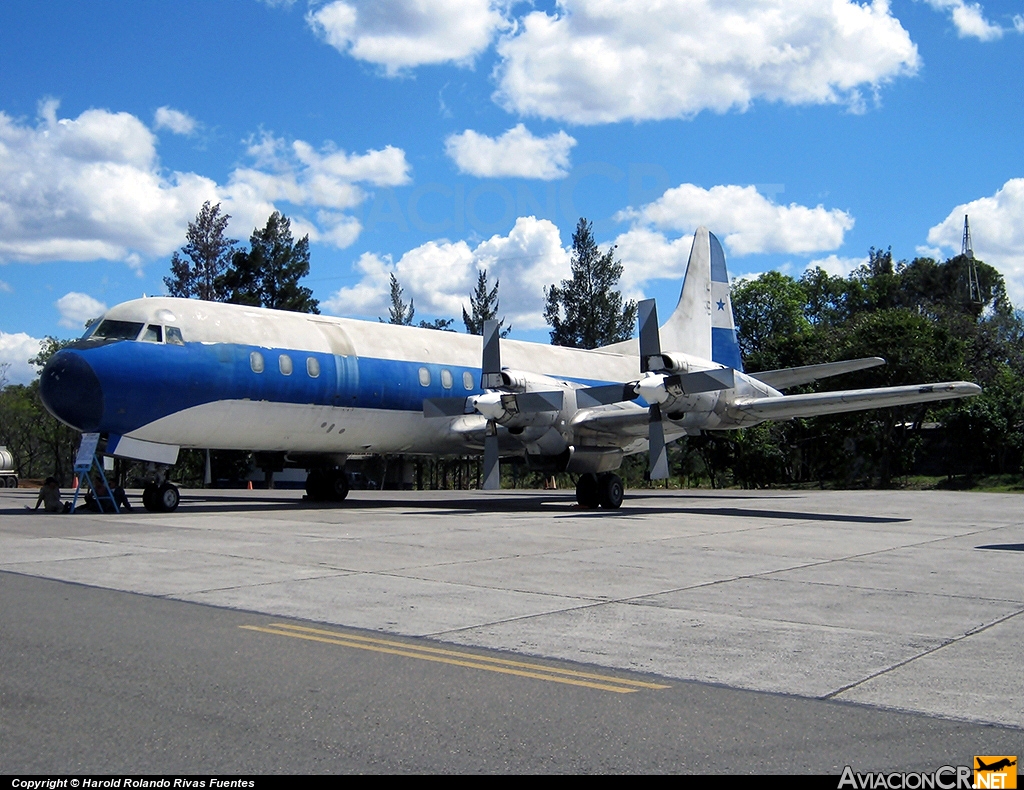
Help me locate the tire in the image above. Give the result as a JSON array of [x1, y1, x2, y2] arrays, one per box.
[[305, 469, 326, 500], [598, 473, 624, 509], [157, 482, 180, 512], [5, 476, 17, 488], [327, 470, 350, 502], [575, 473, 600, 508], [142, 485, 159, 512]]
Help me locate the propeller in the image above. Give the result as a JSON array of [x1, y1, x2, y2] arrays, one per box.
[[423, 319, 563, 489], [576, 299, 734, 479]]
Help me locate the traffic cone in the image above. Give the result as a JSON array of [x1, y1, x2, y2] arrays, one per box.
[[247, 480, 252, 490]]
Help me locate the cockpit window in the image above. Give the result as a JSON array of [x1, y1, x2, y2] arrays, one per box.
[[93, 320, 145, 341], [140, 325, 163, 343], [165, 326, 184, 346]]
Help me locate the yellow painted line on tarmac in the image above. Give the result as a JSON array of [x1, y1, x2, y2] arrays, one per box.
[[240, 622, 670, 694]]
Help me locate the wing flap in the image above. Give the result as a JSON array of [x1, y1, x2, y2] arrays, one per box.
[[730, 381, 981, 421]]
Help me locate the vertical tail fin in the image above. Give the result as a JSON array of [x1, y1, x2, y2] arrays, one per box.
[[658, 227, 743, 371]]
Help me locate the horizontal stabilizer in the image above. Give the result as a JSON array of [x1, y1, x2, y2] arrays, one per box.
[[750, 357, 885, 390], [730, 381, 981, 421]]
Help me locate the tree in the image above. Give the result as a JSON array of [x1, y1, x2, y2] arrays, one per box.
[[164, 202, 238, 301], [221, 212, 319, 314], [463, 269, 510, 336], [544, 218, 636, 349], [383, 273, 415, 325]]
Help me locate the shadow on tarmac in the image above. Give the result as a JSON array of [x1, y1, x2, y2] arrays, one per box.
[[0, 489, 908, 523]]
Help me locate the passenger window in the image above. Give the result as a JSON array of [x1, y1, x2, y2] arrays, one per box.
[[93, 320, 144, 341], [306, 357, 320, 378], [463, 371, 474, 390], [418, 367, 430, 387], [279, 354, 293, 375], [140, 325, 162, 343], [441, 369, 453, 389], [165, 327, 184, 346], [250, 351, 265, 373]]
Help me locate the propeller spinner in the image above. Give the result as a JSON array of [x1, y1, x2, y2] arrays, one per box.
[[576, 299, 734, 479], [423, 319, 563, 489]]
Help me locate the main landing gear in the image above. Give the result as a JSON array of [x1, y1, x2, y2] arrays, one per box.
[[575, 472, 624, 510], [142, 481, 180, 513], [305, 467, 350, 502]]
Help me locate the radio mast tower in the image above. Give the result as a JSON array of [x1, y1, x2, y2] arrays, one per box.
[[962, 214, 982, 304]]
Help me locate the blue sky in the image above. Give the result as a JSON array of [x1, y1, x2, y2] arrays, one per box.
[[1, 0, 1022, 384]]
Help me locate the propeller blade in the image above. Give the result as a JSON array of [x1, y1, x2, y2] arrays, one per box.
[[482, 425, 500, 490], [638, 299, 662, 372], [514, 390, 564, 413], [423, 397, 472, 418], [481, 319, 502, 389], [648, 404, 669, 479], [674, 367, 735, 395], [576, 383, 636, 408]]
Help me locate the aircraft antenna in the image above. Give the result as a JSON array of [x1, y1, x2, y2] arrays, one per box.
[[962, 214, 982, 305]]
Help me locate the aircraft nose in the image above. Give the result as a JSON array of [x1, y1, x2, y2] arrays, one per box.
[[39, 349, 104, 432]]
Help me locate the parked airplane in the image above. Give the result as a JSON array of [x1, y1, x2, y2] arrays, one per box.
[[39, 228, 980, 512]]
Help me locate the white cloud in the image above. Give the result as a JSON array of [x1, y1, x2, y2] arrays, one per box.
[[619, 183, 854, 256], [609, 226, 695, 299], [55, 292, 108, 330], [153, 106, 198, 135], [0, 101, 411, 269], [804, 254, 868, 277], [0, 279, 11, 293], [307, 0, 508, 75], [445, 124, 577, 180], [493, 0, 919, 124], [0, 99, 219, 266], [325, 216, 571, 329], [926, 178, 1024, 306], [0, 330, 43, 386], [1015, 14, 1024, 34], [921, 0, 1003, 41]]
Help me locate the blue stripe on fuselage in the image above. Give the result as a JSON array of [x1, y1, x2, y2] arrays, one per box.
[[77, 340, 493, 435]]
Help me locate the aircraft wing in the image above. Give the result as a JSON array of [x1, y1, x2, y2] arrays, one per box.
[[728, 381, 981, 421], [750, 357, 884, 389], [570, 404, 654, 440]]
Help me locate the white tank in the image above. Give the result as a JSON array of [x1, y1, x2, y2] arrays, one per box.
[[0, 446, 14, 472]]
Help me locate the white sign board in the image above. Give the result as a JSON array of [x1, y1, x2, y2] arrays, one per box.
[[75, 433, 101, 469]]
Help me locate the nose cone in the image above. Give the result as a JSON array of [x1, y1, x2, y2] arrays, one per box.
[[39, 350, 104, 432]]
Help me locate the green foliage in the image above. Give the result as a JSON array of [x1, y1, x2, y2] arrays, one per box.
[[163, 202, 238, 301], [0, 381, 79, 483], [544, 218, 637, 349], [463, 269, 510, 336], [723, 248, 1024, 489], [383, 273, 415, 325], [221, 212, 319, 313]]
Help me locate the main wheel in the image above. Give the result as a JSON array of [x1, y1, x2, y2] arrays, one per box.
[[598, 473, 624, 509], [157, 482, 180, 512], [575, 473, 600, 508], [142, 484, 159, 512], [327, 469, 350, 502], [305, 469, 325, 500]]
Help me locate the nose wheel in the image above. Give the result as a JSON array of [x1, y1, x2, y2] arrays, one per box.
[[575, 473, 623, 509], [143, 482, 180, 512]]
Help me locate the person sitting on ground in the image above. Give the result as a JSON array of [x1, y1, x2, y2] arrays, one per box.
[[84, 476, 133, 513], [33, 477, 64, 513]]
